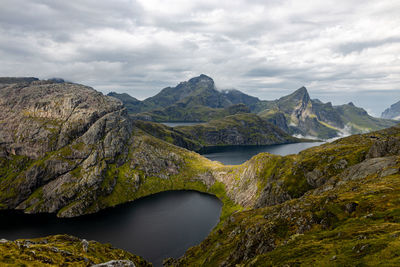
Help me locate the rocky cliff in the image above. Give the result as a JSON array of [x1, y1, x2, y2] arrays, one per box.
[[0, 78, 231, 218]]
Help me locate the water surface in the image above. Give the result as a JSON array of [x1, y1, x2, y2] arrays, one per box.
[[0, 190, 222, 267], [201, 142, 324, 165], [161, 122, 205, 127]]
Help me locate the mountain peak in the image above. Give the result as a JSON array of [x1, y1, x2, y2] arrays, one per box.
[[281, 86, 310, 104], [187, 74, 214, 86], [294, 86, 308, 95]]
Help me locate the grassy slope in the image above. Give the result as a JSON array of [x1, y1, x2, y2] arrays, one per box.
[[0, 234, 151, 266], [167, 125, 400, 266], [335, 104, 396, 133]]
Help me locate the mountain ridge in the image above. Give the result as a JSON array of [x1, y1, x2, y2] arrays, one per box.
[[109, 75, 396, 139], [382, 100, 400, 120]]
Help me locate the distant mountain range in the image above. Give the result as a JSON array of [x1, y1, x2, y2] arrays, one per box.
[[381, 100, 400, 120], [109, 75, 396, 139]]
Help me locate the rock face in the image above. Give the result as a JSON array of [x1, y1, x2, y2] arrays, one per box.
[[257, 87, 396, 139], [381, 100, 400, 120], [0, 78, 224, 217]]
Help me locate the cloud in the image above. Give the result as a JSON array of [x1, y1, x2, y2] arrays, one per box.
[[0, 0, 399, 113]]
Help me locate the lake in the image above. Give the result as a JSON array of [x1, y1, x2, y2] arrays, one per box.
[[0, 190, 222, 267], [201, 142, 324, 165], [0, 141, 325, 265], [161, 122, 205, 127]]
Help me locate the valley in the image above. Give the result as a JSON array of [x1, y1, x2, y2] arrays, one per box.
[[1, 77, 400, 266]]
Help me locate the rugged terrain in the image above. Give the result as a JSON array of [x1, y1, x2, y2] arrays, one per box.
[[0, 234, 151, 266], [256, 87, 396, 139], [2, 78, 400, 266], [166, 125, 400, 266], [382, 100, 400, 120]]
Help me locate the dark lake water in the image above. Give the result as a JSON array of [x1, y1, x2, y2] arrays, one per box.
[[201, 142, 324, 165], [161, 122, 205, 127], [0, 190, 222, 267]]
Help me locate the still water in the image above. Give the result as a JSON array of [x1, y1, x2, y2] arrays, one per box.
[[161, 122, 205, 127], [0, 190, 222, 266], [201, 142, 324, 165]]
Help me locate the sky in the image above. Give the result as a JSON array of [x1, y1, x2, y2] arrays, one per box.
[[1, 0, 400, 116]]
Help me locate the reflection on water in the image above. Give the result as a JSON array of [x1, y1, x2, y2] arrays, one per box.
[[0, 190, 222, 267], [201, 142, 324, 165]]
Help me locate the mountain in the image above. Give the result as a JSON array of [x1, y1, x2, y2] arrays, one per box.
[[381, 100, 400, 120], [111, 77, 395, 139], [221, 88, 260, 107], [134, 113, 301, 152], [166, 125, 400, 266], [257, 87, 396, 139], [174, 113, 299, 148], [334, 102, 396, 133], [0, 78, 228, 218], [109, 74, 259, 122], [108, 91, 143, 114]]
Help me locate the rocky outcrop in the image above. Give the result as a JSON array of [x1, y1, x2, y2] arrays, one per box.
[[0, 235, 150, 266], [92, 260, 136, 267]]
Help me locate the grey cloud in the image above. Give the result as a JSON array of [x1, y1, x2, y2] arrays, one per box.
[[337, 37, 400, 55], [0, 0, 399, 115]]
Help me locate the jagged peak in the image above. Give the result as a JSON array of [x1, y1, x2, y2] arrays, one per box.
[[348, 102, 355, 106], [294, 86, 308, 95], [280, 86, 310, 103]]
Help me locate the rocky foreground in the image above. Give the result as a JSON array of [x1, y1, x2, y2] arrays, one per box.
[[0, 234, 151, 266], [1, 78, 400, 266]]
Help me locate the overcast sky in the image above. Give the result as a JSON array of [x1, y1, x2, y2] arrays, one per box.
[[1, 0, 400, 116]]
